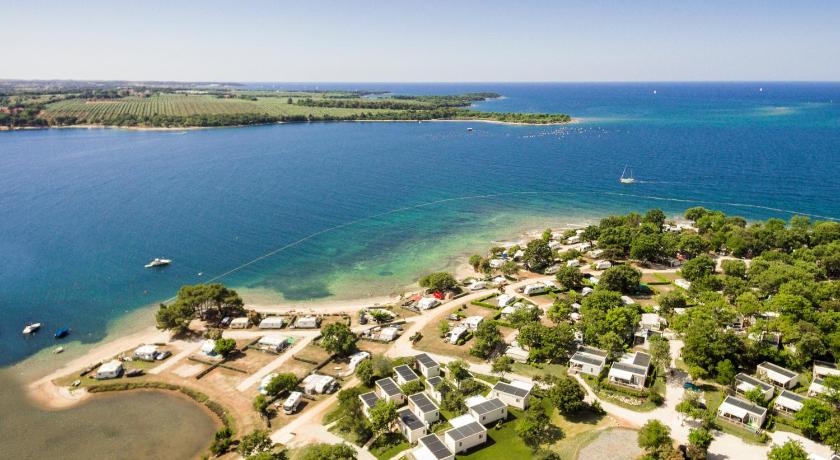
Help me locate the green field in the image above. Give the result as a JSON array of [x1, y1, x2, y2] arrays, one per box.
[[43, 94, 387, 122]]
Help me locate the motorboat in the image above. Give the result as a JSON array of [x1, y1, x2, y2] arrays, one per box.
[[145, 258, 172, 268], [55, 327, 70, 338], [23, 323, 41, 334]]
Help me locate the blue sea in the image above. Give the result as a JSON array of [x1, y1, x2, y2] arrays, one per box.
[[2, 82, 840, 367]]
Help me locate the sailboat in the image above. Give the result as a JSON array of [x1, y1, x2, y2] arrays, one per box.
[[620, 166, 636, 184]]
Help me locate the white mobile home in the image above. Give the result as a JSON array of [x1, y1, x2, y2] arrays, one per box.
[[95, 360, 124, 380], [359, 391, 381, 418], [448, 325, 468, 344], [134, 344, 159, 362], [443, 415, 487, 453], [258, 316, 285, 329], [569, 346, 608, 377], [413, 434, 454, 460], [497, 294, 515, 307], [595, 260, 612, 270], [674, 279, 691, 290], [425, 376, 444, 403], [375, 377, 405, 405], [229, 317, 250, 329], [469, 281, 487, 291], [415, 353, 441, 378], [813, 360, 840, 379], [523, 283, 547, 296], [607, 352, 651, 390], [398, 406, 427, 443], [200, 339, 218, 357], [757, 362, 799, 389], [463, 316, 484, 331], [717, 395, 767, 429], [283, 391, 303, 415], [808, 377, 828, 397], [418, 297, 440, 310], [259, 373, 278, 395], [408, 392, 440, 424], [734, 373, 775, 401], [466, 395, 507, 425], [256, 335, 290, 353], [505, 345, 529, 363], [774, 390, 807, 417], [566, 259, 580, 268], [394, 364, 420, 385], [379, 326, 400, 342], [302, 374, 335, 394], [490, 380, 533, 409], [294, 316, 320, 329]]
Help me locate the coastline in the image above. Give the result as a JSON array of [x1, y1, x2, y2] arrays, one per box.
[[2, 116, 577, 133]]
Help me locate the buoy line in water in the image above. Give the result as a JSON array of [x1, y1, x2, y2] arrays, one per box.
[[165, 189, 838, 302]]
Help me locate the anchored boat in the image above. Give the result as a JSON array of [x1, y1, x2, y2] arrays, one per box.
[[23, 322, 41, 334], [620, 166, 636, 184]]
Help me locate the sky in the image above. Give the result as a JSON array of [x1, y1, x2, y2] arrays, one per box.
[[3, 0, 840, 82]]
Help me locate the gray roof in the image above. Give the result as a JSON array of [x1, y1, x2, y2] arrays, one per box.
[[571, 352, 606, 367], [814, 360, 838, 370], [470, 397, 507, 415], [426, 376, 444, 387], [721, 395, 767, 416], [394, 364, 420, 382], [445, 420, 485, 441], [419, 434, 453, 460], [415, 353, 439, 368], [632, 352, 651, 368], [376, 377, 402, 396], [360, 391, 380, 408], [735, 373, 773, 391], [611, 361, 648, 377], [759, 362, 797, 379], [777, 390, 806, 403], [397, 407, 425, 431], [493, 381, 530, 398], [578, 346, 608, 358], [409, 392, 438, 414]]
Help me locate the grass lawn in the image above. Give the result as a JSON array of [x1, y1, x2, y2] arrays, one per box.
[[457, 410, 532, 460], [550, 408, 617, 459], [511, 362, 569, 380], [370, 433, 409, 460]]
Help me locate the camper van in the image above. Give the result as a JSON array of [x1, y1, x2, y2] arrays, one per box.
[[283, 391, 304, 414]]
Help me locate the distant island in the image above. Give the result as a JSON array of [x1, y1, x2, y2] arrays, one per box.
[[0, 80, 572, 129]]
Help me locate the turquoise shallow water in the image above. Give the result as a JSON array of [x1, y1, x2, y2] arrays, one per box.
[[2, 82, 840, 366]]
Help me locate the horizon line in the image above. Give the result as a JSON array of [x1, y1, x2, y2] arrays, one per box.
[[3, 78, 840, 85]]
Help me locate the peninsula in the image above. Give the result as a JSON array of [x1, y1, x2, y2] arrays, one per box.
[[0, 80, 572, 129], [23, 207, 840, 460]]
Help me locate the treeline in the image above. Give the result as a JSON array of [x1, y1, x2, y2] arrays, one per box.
[[296, 92, 502, 110], [46, 108, 572, 128]]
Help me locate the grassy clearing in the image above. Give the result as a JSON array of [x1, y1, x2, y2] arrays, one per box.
[[457, 410, 532, 460], [370, 433, 410, 460], [511, 362, 569, 380]]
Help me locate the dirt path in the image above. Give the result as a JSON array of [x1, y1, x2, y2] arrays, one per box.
[[236, 335, 315, 392]]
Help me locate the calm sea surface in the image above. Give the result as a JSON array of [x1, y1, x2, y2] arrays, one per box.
[[2, 83, 840, 367]]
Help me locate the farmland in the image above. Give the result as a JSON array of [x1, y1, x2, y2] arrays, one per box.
[[2, 84, 573, 128]]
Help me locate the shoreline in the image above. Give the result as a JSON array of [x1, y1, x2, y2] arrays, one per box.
[[2, 116, 578, 133]]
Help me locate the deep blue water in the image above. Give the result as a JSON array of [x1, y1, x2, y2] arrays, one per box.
[[2, 83, 840, 366]]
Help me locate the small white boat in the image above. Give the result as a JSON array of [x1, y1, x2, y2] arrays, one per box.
[[145, 258, 172, 268], [23, 323, 41, 334], [467, 127, 473, 132], [53, 346, 64, 354], [620, 166, 636, 184]]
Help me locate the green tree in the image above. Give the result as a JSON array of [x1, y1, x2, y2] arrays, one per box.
[[630, 233, 665, 263], [548, 376, 587, 414], [687, 428, 713, 460], [599, 265, 642, 293], [253, 394, 270, 415], [715, 359, 737, 385], [637, 420, 672, 459], [678, 233, 710, 259], [210, 427, 234, 456], [419, 272, 458, 291], [400, 380, 424, 395], [516, 404, 563, 450], [265, 373, 297, 397], [542, 228, 553, 242], [524, 239, 554, 271], [214, 337, 237, 357], [657, 291, 687, 315], [470, 320, 504, 359], [767, 440, 808, 460], [468, 254, 483, 271], [298, 443, 357, 460], [355, 358, 374, 386], [648, 336, 670, 373], [548, 300, 573, 323], [721, 259, 747, 278], [680, 254, 716, 282], [501, 260, 520, 276], [555, 265, 584, 290], [643, 209, 667, 230], [794, 399, 833, 439], [368, 400, 397, 437], [447, 359, 471, 383], [238, 429, 274, 458], [155, 301, 195, 334], [685, 207, 710, 222], [438, 319, 451, 337], [492, 356, 514, 378], [321, 322, 357, 357]]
